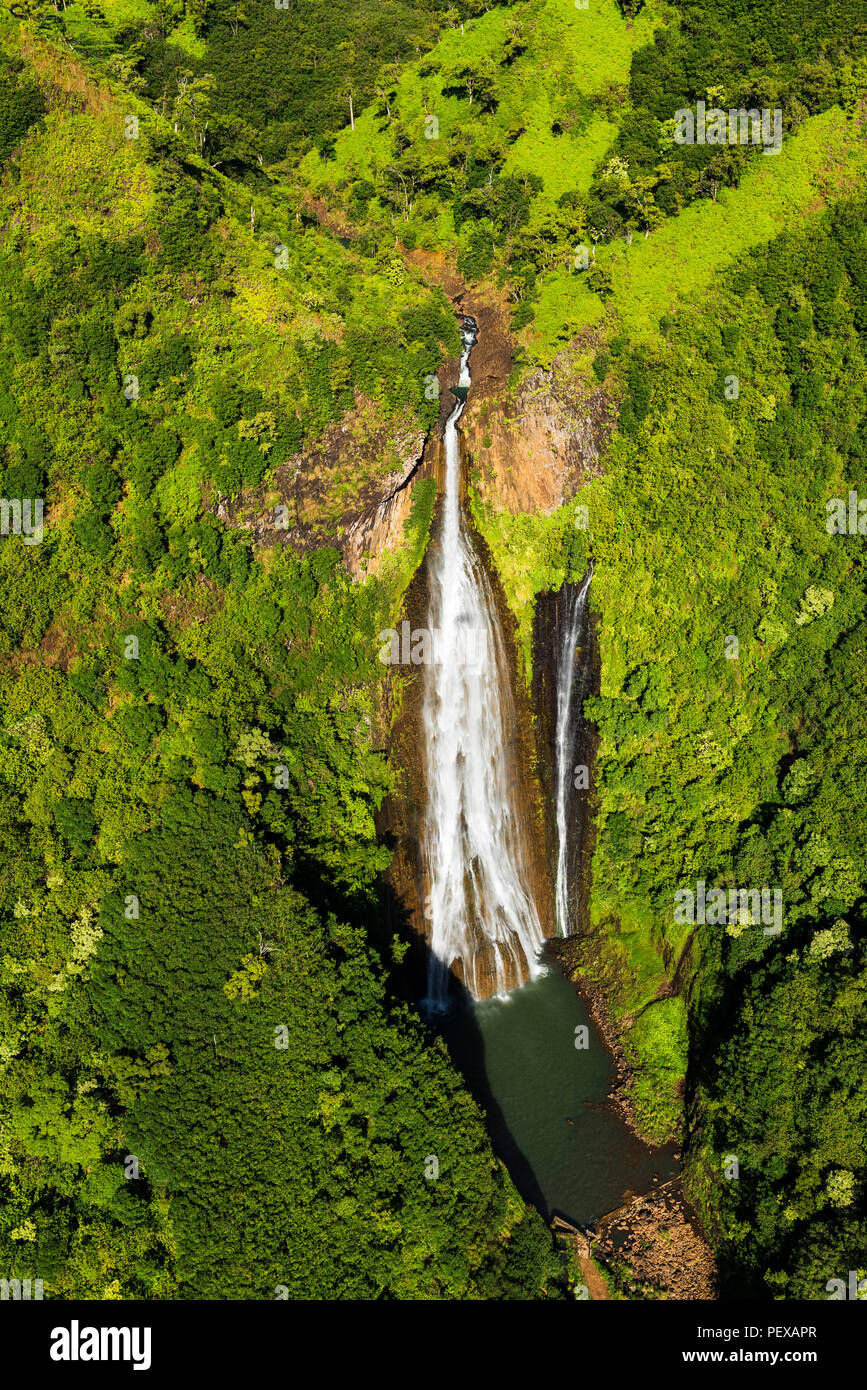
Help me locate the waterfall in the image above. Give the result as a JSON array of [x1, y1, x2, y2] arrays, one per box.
[[422, 317, 545, 1007], [553, 570, 593, 936]]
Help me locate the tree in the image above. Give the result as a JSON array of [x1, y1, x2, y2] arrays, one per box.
[[337, 41, 357, 132], [374, 62, 402, 121], [446, 57, 499, 111], [172, 70, 216, 156]]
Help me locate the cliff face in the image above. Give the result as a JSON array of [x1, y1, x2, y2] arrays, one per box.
[[215, 352, 463, 577], [341, 355, 462, 578], [217, 256, 614, 577], [463, 355, 614, 515], [213, 396, 426, 570], [411, 257, 615, 517], [455, 300, 615, 515], [218, 258, 617, 1003], [376, 428, 557, 1001], [369, 268, 615, 998]]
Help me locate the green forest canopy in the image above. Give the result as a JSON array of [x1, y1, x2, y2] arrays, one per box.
[[0, 0, 864, 1301]]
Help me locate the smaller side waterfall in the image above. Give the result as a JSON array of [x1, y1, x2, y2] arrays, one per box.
[[553, 570, 593, 937]]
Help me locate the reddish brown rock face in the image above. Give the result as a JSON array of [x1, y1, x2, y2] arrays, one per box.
[[463, 364, 613, 517], [457, 929, 531, 999], [404, 257, 615, 520], [457, 301, 614, 518]]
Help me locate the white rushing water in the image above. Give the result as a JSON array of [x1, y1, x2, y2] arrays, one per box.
[[553, 570, 593, 936], [422, 318, 545, 1007]]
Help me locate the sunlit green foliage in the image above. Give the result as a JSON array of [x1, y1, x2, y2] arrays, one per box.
[[580, 199, 867, 1281], [2, 0, 866, 1306]]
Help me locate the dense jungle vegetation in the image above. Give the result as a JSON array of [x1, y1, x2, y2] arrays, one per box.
[[583, 200, 867, 1298], [0, 0, 865, 1302]]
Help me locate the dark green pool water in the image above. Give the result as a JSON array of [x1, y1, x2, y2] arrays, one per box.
[[439, 964, 679, 1225]]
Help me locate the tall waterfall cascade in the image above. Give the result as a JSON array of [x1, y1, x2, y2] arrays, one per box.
[[422, 318, 545, 1006]]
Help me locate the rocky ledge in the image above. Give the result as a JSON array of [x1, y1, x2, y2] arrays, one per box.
[[589, 1178, 718, 1300]]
